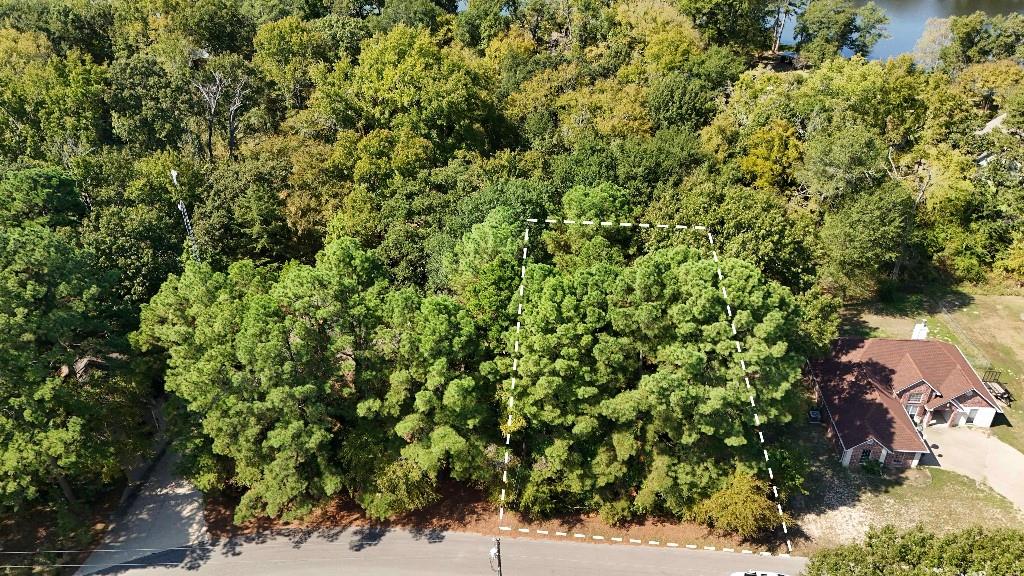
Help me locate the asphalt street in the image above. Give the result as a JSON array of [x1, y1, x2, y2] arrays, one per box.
[[82, 527, 808, 576]]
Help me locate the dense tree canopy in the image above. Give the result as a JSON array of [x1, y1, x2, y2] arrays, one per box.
[[1, 0, 1022, 548], [806, 526, 1024, 576]]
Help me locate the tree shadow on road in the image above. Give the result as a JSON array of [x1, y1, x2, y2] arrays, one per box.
[[349, 524, 391, 551]]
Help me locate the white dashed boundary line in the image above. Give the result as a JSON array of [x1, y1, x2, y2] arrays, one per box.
[[496, 218, 794, 555], [496, 525, 778, 556]]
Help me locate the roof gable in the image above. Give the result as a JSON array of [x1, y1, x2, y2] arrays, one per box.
[[840, 339, 1000, 412], [890, 353, 927, 394], [813, 347, 930, 454]]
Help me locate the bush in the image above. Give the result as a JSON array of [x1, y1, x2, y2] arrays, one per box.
[[692, 471, 788, 538], [860, 460, 882, 476]]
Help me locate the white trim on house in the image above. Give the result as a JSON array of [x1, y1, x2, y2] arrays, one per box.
[[952, 344, 1003, 413], [963, 406, 996, 427], [893, 378, 941, 397], [814, 380, 847, 451], [838, 438, 931, 469]]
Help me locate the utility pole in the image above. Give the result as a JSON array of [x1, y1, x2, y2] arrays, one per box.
[[489, 538, 503, 576], [170, 169, 202, 262]]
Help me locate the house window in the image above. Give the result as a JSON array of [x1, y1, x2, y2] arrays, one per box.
[[908, 392, 924, 403], [892, 452, 904, 464], [967, 409, 979, 424], [906, 405, 918, 423], [859, 448, 872, 463]]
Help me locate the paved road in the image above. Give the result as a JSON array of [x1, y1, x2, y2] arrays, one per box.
[[77, 451, 207, 575], [81, 527, 807, 575], [924, 425, 1024, 512]]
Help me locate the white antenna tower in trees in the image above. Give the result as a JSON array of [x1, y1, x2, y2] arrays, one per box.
[[170, 169, 202, 262]]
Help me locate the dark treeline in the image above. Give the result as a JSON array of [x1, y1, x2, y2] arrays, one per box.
[[1, 0, 1022, 544]]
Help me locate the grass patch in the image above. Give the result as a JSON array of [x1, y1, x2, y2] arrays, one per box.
[[792, 418, 1023, 551], [874, 468, 1018, 518]]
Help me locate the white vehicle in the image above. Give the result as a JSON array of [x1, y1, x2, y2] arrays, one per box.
[[729, 572, 790, 576]]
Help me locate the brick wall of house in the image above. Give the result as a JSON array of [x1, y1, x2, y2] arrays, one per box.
[[847, 442, 883, 470], [956, 390, 992, 408], [897, 381, 933, 410], [883, 450, 914, 468]]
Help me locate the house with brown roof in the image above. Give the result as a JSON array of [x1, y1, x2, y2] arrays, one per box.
[[812, 338, 1003, 469]]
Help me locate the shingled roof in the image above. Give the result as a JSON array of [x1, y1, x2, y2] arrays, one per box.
[[814, 338, 1002, 454], [815, 353, 929, 453], [844, 339, 1000, 411]]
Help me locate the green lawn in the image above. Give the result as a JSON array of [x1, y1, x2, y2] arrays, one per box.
[[843, 290, 1024, 454]]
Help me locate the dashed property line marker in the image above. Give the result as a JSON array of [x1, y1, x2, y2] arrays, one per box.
[[710, 234, 794, 554], [498, 218, 794, 556]]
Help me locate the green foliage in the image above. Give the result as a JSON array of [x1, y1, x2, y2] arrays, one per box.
[[817, 183, 914, 301], [107, 52, 194, 151], [692, 471, 789, 538], [859, 459, 882, 476], [675, 0, 773, 48], [3, 0, 1021, 541], [253, 15, 342, 108], [996, 233, 1024, 284], [310, 24, 494, 154], [797, 121, 886, 207], [794, 0, 888, 65], [935, 12, 1024, 72], [0, 0, 114, 62], [0, 169, 148, 511], [506, 243, 806, 518], [135, 239, 389, 521], [806, 526, 1024, 576], [0, 167, 84, 228], [359, 459, 440, 519]]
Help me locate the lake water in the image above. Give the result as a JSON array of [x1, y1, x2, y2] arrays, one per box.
[[781, 0, 1024, 60]]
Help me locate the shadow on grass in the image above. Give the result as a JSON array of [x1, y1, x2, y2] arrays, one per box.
[[859, 286, 975, 319], [990, 412, 1014, 430], [784, 419, 911, 550]]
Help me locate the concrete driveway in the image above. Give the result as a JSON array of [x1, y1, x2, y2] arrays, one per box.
[[75, 451, 207, 575], [923, 425, 1024, 512]]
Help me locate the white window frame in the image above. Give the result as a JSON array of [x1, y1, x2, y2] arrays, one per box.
[[859, 448, 872, 463], [906, 404, 918, 422], [908, 392, 924, 403]]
